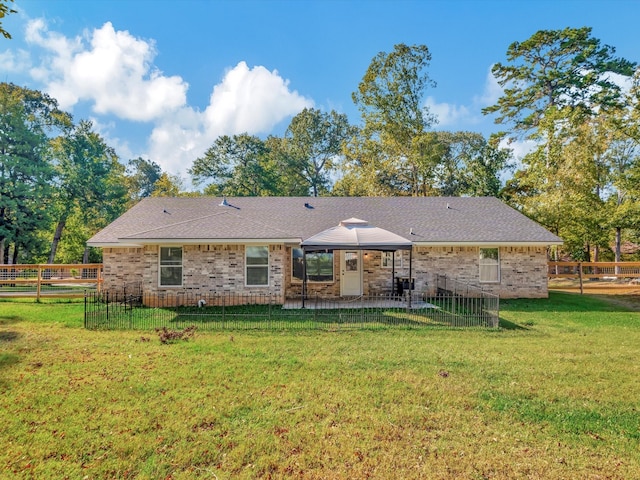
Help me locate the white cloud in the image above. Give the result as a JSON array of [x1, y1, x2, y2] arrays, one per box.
[[0, 48, 30, 72], [25, 19, 188, 121], [475, 66, 503, 107], [16, 19, 314, 179], [425, 96, 471, 127], [148, 62, 314, 176], [425, 67, 504, 129]]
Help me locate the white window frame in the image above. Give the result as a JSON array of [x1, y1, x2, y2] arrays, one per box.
[[479, 247, 500, 283], [159, 246, 183, 287], [381, 251, 403, 268], [246, 245, 269, 287], [291, 248, 334, 283]]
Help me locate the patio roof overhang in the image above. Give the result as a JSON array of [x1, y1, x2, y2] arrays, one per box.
[[300, 218, 413, 252]]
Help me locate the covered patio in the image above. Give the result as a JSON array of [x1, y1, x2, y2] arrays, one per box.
[[299, 218, 414, 307]]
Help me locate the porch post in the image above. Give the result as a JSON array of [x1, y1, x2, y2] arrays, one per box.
[[302, 249, 307, 308], [391, 251, 396, 296], [408, 247, 413, 308]]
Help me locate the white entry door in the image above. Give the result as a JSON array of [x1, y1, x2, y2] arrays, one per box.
[[340, 250, 362, 296]]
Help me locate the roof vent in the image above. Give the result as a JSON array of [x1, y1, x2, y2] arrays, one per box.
[[163, 208, 170, 214], [304, 202, 314, 209], [219, 196, 229, 207]]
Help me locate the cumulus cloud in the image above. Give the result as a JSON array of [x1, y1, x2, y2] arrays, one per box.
[[475, 66, 503, 107], [15, 19, 314, 178], [0, 48, 30, 73], [25, 19, 188, 121], [425, 96, 471, 127], [149, 61, 314, 175]]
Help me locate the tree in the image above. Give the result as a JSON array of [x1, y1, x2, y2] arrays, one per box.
[[48, 120, 127, 263], [151, 172, 185, 197], [341, 43, 438, 195], [189, 134, 279, 196], [283, 108, 355, 196], [125, 157, 162, 205], [483, 27, 637, 259], [0, 0, 16, 40], [483, 27, 636, 142], [0, 83, 71, 263]]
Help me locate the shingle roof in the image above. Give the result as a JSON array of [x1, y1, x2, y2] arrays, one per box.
[[87, 196, 562, 246]]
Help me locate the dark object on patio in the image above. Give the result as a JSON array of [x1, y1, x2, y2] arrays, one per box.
[[395, 277, 415, 296]]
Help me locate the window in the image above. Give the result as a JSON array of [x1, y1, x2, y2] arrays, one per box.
[[246, 246, 269, 286], [292, 248, 334, 282], [381, 251, 403, 268], [159, 246, 182, 286], [479, 248, 500, 283]]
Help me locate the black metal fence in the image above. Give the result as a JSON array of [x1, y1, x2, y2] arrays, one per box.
[[84, 289, 500, 331]]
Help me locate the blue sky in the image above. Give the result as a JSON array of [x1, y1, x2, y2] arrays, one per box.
[[2, 0, 639, 180]]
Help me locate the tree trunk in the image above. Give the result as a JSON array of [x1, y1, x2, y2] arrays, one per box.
[[0, 238, 4, 265], [10, 243, 18, 264], [83, 246, 90, 264], [615, 227, 622, 275], [49, 218, 66, 264]]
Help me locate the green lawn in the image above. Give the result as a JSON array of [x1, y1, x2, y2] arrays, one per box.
[[1, 293, 639, 479]]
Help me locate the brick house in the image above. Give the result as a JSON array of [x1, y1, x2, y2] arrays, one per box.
[[87, 196, 562, 300]]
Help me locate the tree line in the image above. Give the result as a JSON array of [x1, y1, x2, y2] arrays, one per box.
[[1, 27, 640, 264]]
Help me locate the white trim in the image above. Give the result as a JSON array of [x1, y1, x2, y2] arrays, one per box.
[[413, 241, 562, 247], [91, 239, 562, 248], [245, 245, 269, 287], [158, 245, 183, 287], [479, 247, 500, 284], [117, 237, 301, 245]]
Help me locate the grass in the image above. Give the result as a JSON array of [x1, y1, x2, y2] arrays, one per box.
[[1, 292, 639, 479]]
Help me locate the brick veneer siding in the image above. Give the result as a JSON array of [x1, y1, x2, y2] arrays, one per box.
[[102, 247, 144, 292], [411, 245, 549, 299], [102, 244, 549, 300], [142, 244, 286, 298]]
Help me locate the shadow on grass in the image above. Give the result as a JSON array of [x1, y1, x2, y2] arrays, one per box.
[[498, 317, 529, 330]]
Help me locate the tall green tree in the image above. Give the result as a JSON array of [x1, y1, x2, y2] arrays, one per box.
[[283, 108, 355, 196], [48, 120, 127, 263], [341, 43, 438, 195], [125, 157, 162, 205], [0, 83, 71, 263], [483, 27, 636, 141], [483, 27, 637, 259], [189, 134, 279, 196]]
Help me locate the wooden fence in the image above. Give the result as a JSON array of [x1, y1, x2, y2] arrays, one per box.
[[0, 264, 103, 300], [548, 261, 640, 294]]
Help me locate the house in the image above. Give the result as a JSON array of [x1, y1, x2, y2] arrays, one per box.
[[87, 196, 562, 300]]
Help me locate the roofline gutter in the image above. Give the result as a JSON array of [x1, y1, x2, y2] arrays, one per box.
[[89, 239, 562, 248], [412, 241, 563, 247], [90, 238, 303, 247]]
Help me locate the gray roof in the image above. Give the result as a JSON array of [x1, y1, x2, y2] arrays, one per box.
[[87, 196, 562, 247]]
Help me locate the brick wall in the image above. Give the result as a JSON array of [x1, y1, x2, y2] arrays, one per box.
[[102, 247, 144, 291], [139, 244, 285, 298], [103, 244, 549, 299]]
